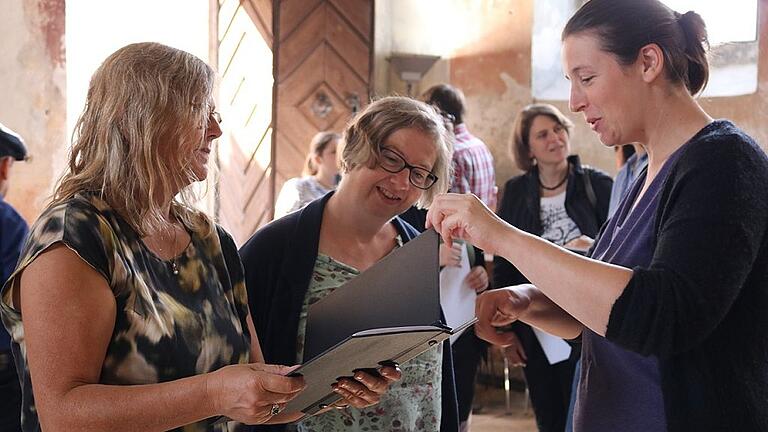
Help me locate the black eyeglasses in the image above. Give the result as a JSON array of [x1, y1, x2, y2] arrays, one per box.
[[210, 111, 222, 124], [378, 148, 438, 190]]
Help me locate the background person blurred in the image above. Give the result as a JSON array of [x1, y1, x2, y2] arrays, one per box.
[[274, 132, 341, 219], [608, 144, 648, 216], [423, 84, 496, 210], [494, 103, 612, 432], [0, 123, 30, 432], [422, 83, 493, 431], [241, 96, 459, 432]]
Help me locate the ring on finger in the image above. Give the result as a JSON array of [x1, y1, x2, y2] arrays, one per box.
[[270, 403, 281, 416]]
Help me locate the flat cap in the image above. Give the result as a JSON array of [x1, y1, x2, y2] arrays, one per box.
[[0, 123, 28, 161]]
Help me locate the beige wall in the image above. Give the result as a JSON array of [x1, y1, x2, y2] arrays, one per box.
[[0, 1, 212, 224], [376, 0, 768, 191], [3, 1, 767, 223], [0, 0, 67, 222]]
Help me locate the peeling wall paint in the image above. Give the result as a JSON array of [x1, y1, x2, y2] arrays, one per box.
[[0, 0, 67, 222], [376, 0, 768, 192], [38, 0, 65, 67]]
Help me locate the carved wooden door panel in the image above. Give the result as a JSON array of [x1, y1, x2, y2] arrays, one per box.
[[212, 0, 275, 245], [213, 0, 373, 244], [272, 0, 374, 213]]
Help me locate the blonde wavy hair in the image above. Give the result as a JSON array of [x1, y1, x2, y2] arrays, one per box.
[[52, 42, 215, 236], [339, 96, 453, 209]]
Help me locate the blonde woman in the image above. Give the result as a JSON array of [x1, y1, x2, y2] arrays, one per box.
[[0, 42, 396, 432], [274, 132, 341, 219], [241, 96, 459, 432]]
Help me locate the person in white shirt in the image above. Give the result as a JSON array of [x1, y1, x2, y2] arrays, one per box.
[[274, 132, 341, 219]]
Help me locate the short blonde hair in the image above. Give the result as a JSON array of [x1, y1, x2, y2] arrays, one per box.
[[340, 96, 453, 208], [52, 42, 215, 236], [510, 104, 574, 172]]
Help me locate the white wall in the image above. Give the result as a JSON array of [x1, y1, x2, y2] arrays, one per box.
[[66, 0, 211, 137], [65, 0, 213, 212]]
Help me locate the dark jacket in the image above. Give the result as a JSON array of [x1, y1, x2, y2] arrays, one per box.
[[494, 155, 613, 288], [491, 155, 612, 432], [240, 192, 459, 432], [605, 121, 768, 431], [0, 198, 27, 351]]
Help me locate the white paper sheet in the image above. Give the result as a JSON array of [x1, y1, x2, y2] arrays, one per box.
[[439, 244, 476, 344], [531, 326, 572, 364]]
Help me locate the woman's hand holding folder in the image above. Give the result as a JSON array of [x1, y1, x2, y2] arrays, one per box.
[[329, 364, 402, 409]]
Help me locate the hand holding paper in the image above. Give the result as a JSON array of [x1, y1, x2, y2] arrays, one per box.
[[465, 265, 489, 293], [439, 242, 463, 267]]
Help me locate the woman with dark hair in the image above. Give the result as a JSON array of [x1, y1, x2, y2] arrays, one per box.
[[426, 0, 768, 431], [495, 103, 611, 432], [274, 132, 341, 219]]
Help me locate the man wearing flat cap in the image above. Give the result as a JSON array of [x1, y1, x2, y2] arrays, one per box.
[[0, 122, 29, 432]]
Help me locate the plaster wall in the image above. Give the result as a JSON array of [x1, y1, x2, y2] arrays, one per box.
[[376, 0, 768, 191], [0, 0, 66, 222], [0, 1, 211, 224]]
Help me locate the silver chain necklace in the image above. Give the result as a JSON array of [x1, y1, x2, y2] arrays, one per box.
[[155, 223, 180, 275], [169, 224, 180, 275]]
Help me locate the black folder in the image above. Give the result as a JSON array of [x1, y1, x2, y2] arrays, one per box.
[[285, 229, 476, 416]]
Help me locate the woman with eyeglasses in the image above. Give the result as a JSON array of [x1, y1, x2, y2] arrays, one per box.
[[0, 42, 397, 432], [240, 96, 459, 432]]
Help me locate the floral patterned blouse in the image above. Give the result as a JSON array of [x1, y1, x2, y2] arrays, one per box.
[[0, 194, 251, 432], [293, 240, 443, 432]]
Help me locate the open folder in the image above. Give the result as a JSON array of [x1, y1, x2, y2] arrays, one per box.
[[285, 229, 477, 417]]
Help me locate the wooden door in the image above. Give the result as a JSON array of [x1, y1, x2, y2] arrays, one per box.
[[273, 0, 374, 212], [212, 0, 373, 244], [212, 0, 275, 245]]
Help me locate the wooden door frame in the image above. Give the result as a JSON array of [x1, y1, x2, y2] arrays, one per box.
[[270, 0, 279, 221], [210, 0, 376, 225]]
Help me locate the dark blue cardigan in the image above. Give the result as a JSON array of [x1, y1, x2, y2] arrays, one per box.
[[240, 192, 459, 432], [604, 121, 768, 431]]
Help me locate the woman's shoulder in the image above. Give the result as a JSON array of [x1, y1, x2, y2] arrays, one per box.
[[503, 173, 530, 190], [239, 208, 301, 260], [500, 173, 535, 201], [16, 195, 116, 287], [30, 194, 113, 243], [582, 164, 612, 180], [282, 176, 315, 190], [678, 120, 767, 172]]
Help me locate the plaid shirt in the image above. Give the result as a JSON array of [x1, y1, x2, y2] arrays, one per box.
[[451, 123, 497, 209]]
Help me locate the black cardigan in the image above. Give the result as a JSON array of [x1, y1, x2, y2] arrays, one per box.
[[494, 155, 613, 288], [605, 121, 768, 431], [239, 192, 459, 432]]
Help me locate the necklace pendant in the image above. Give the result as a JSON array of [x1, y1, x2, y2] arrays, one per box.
[[171, 260, 179, 275]]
